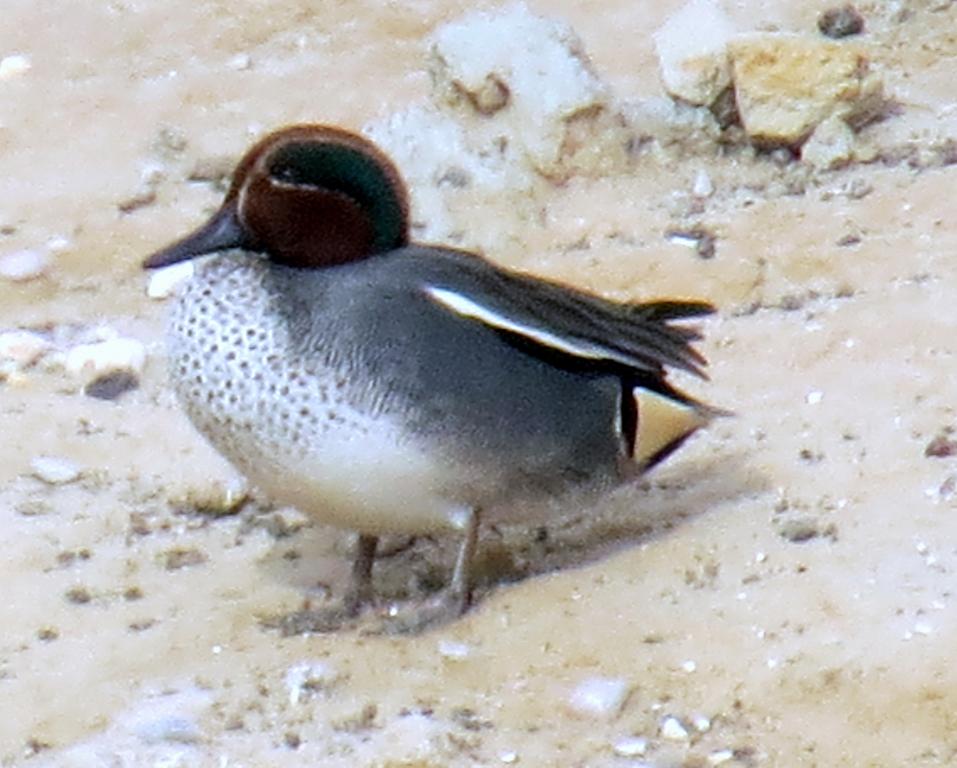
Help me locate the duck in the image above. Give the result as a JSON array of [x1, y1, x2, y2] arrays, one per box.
[[143, 124, 723, 633]]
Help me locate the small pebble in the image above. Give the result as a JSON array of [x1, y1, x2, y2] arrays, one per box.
[[147, 261, 194, 299], [692, 169, 714, 198], [285, 661, 339, 705], [913, 621, 933, 636], [65, 586, 92, 604], [0, 249, 50, 282], [665, 227, 716, 259], [111, 686, 213, 753], [437, 639, 471, 660], [84, 370, 140, 400], [16, 499, 53, 516], [778, 516, 822, 543], [612, 736, 648, 757], [925, 434, 957, 458], [0, 330, 52, 368], [163, 547, 208, 571], [133, 715, 201, 745], [805, 390, 824, 405], [153, 126, 188, 158], [681, 659, 697, 673], [660, 715, 690, 741], [65, 336, 147, 377], [692, 714, 712, 732], [117, 162, 166, 213], [567, 677, 630, 719], [226, 53, 252, 70], [31, 455, 81, 485], [499, 751, 519, 764], [117, 188, 157, 214], [45, 235, 72, 253], [331, 702, 377, 732], [0, 53, 31, 80], [709, 749, 735, 765], [173, 482, 250, 518], [188, 155, 236, 184], [818, 5, 865, 38], [128, 618, 157, 632]]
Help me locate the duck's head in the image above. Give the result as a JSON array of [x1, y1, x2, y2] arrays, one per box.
[[144, 125, 410, 270]]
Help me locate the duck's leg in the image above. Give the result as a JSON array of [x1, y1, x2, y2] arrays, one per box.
[[381, 508, 480, 634], [343, 533, 377, 615], [277, 533, 378, 635], [446, 508, 479, 615]]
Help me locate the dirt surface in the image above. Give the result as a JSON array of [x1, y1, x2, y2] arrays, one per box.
[[3, 1, 957, 766]]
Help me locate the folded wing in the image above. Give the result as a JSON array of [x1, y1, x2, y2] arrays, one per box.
[[421, 261, 714, 381]]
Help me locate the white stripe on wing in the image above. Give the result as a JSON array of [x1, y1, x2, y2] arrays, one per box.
[[423, 284, 631, 365]]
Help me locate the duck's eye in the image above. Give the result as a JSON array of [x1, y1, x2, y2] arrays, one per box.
[[271, 162, 301, 185]]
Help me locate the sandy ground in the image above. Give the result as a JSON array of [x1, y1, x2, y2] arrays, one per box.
[[2, 0, 957, 765]]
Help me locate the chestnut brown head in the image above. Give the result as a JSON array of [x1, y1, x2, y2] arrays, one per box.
[[144, 125, 410, 270]]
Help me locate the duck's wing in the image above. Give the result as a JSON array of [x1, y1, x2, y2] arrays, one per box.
[[419, 251, 715, 381]]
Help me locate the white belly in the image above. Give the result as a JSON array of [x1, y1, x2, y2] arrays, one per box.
[[230, 410, 473, 536]]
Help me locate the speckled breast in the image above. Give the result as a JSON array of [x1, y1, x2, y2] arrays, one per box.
[[163, 252, 471, 535]]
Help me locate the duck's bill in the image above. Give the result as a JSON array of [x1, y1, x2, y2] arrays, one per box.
[[143, 202, 248, 269]]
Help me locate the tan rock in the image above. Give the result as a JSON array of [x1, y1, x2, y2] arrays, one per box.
[[801, 114, 856, 170], [654, 0, 736, 106], [729, 33, 883, 145]]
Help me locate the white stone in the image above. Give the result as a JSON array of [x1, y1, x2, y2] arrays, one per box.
[[65, 337, 147, 377], [660, 715, 690, 741], [147, 261, 195, 299], [805, 390, 824, 405], [364, 105, 526, 244], [226, 53, 252, 71], [429, 2, 629, 179], [31, 455, 82, 485], [692, 713, 712, 732], [567, 676, 630, 718], [612, 736, 648, 757], [46, 235, 72, 253], [0, 330, 52, 367], [437, 639, 471, 660], [133, 715, 201, 745], [709, 749, 735, 765], [692, 169, 714, 198], [654, 0, 735, 105], [119, 686, 211, 746], [0, 53, 31, 80], [0, 249, 50, 281]]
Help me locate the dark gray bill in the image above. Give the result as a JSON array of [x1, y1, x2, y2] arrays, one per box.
[[143, 201, 248, 269]]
